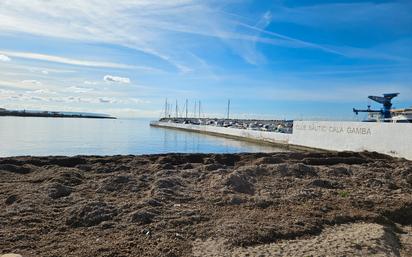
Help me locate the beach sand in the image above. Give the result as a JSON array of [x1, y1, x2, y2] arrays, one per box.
[[1, 151, 411, 256]]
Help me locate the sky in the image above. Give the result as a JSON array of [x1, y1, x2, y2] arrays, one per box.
[[0, 0, 411, 119]]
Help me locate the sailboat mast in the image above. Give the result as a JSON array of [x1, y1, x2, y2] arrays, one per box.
[[175, 100, 178, 118], [185, 99, 188, 118], [165, 98, 168, 118], [227, 99, 230, 119]]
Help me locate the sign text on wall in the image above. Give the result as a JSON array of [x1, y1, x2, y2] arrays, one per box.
[[294, 123, 372, 135]]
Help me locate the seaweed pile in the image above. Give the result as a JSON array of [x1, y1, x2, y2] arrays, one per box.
[[1, 151, 411, 256]]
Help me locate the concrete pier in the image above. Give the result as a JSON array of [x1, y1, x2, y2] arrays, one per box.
[[151, 120, 412, 160]]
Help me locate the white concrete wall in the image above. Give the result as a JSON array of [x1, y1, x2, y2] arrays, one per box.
[[151, 121, 412, 160], [291, 121, 412, 160]]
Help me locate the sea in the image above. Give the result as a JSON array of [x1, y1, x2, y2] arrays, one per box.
[[0, 117, 286, 157]]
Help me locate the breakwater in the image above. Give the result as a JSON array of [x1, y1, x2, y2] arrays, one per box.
[[151, 120, 412, 160]]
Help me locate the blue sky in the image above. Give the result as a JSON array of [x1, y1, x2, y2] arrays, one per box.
[[0, 0, 411, 119]]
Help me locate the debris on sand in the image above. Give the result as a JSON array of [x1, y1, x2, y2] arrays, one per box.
[[66, 201, 118, 227], [5, 195, 17, 205], [130, 209, 156, 225], [0, 164, 31, 174], [223, 172, 255, 194], [47, 183, 72, 199], [0, 152, 411, 256]]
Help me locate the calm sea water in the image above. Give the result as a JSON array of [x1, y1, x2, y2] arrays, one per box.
[[0, 117, 286, 157]]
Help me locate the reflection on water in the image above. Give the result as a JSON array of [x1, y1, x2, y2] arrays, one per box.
[[0, 117, 286, 157]]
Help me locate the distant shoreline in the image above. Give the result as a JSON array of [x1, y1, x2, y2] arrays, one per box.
[[0, 110, 116, 119]]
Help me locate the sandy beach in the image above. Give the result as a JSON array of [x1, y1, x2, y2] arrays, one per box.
[[1, 151, 411, 256]]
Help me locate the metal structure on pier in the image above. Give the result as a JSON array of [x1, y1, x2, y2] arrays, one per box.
[[353, 93, 399, 121]]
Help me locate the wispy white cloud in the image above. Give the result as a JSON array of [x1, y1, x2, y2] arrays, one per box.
[[103, 75, 130, 84], [84, 81, 99, 85], [129, 98, 151, 104], [97, 97, 150, 105], [0, 50, 137, 69], [27, 67, 75, 74], [0, 64, 78, 78], [22, 79, 41, 85], [0, 88, 15, 94], [0, 54, 11, 62], [0, 0, 206, 70], [65, 86, 94, 93], [236, 21, 343, 56], [28, 89, 57, 95], [222, 11, 271, 65]]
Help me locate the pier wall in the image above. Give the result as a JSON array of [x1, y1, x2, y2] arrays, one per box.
[[291, 121, 412, 160], [151, 121, 412, 160]]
